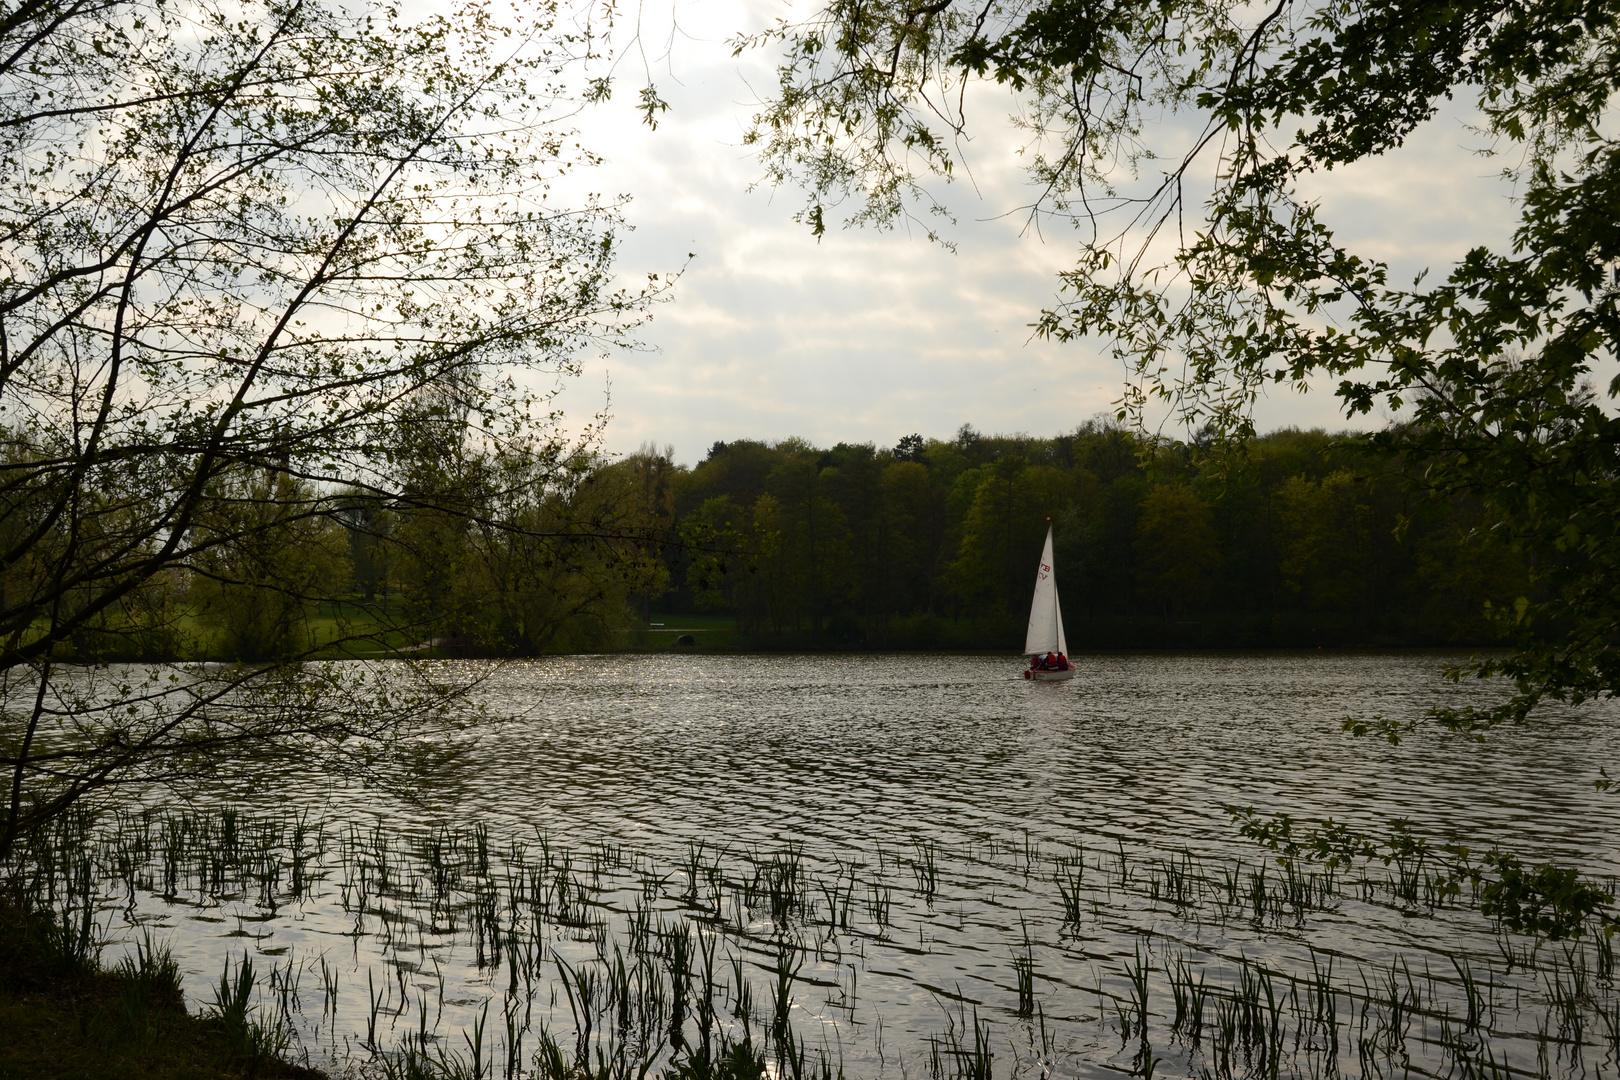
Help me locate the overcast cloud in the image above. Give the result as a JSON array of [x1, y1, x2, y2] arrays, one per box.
[[550, 0, 1525, 465]]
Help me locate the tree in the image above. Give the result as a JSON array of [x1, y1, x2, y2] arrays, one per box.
[[893, 434, 926, 462], [742, 0, 1620, 731], [880, 458, 948, 617], [656, 424, 1527, 650], [952, 457, 1073, 617], [949, 456, 1026, 616], [0, 0, 661, 861], [188, 472, 351, 660], [1134, 485, 1222, 623], [468, 449, 673, 654]]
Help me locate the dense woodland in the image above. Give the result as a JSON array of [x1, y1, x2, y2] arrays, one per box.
[[40, 423, 1532, 659], [24, 445, 671, 663], [658, 424, 1526, 650]]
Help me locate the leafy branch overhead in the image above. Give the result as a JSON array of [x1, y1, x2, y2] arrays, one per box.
[[0, 0, 668, 859], [741, 0, 1620, 730]]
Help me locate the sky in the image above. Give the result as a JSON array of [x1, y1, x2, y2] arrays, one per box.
[[546, 0, 1525, 466]]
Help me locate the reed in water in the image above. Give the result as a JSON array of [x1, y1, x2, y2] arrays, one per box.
[[5, 803, 1617, 1079]]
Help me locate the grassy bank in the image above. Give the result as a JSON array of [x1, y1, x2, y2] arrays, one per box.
[[621, 611, 1429, 652], [42, 598, 1506, 664], [622, 612, 748, 651], [0, 901, 323, 1080]]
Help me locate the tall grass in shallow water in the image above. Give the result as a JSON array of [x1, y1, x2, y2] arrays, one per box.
[[11, 804, 1620, 1080]]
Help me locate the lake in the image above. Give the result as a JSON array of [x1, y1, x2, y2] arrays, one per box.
[[59, 652, 1620, 1079]]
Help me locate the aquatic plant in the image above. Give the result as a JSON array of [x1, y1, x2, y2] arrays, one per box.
[[11, 802, 1620, 1080]]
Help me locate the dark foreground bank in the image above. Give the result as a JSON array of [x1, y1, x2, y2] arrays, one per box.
[[0, 898, 323, 1080]]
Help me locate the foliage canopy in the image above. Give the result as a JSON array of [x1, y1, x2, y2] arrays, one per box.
[[741, 0, 1620, 731], [663, 425, 1532, 655], [0, 0, 663, 860]]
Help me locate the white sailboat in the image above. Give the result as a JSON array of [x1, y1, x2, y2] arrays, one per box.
[[1022, 523, 1075, 681]]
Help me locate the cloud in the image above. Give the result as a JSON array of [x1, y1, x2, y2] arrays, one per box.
[[549, 1, 1533, 464]]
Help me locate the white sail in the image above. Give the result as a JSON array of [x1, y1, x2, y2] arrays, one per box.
[[1023, 525, 1066, 655], [1054, 582, 1068, 656]]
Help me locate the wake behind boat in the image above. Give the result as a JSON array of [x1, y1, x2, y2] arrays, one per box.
[[1023, 522, 1075, 681]]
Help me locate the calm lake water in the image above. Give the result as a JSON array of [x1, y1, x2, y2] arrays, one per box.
[[72, 653, 1620, 1079]]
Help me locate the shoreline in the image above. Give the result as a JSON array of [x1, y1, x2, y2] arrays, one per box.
[[0, 903, 324, 1080]]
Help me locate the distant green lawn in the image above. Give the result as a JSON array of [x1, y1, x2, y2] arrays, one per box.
[[304, 600, 421, 658], [140, 600, 428, 661], [626, 612, 743, 651], [70, 603, 909, 661]]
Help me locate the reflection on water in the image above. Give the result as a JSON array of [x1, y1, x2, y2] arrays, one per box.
[[66, 653, 1620, 1077]]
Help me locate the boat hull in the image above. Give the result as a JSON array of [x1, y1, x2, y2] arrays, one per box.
[[1023, 667, 1076, 681]]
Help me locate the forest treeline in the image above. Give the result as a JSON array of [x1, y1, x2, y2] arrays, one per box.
[[20, 436, 671, 663], [36, 423, 1530, 660], [654, 424, 1527, 650]]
